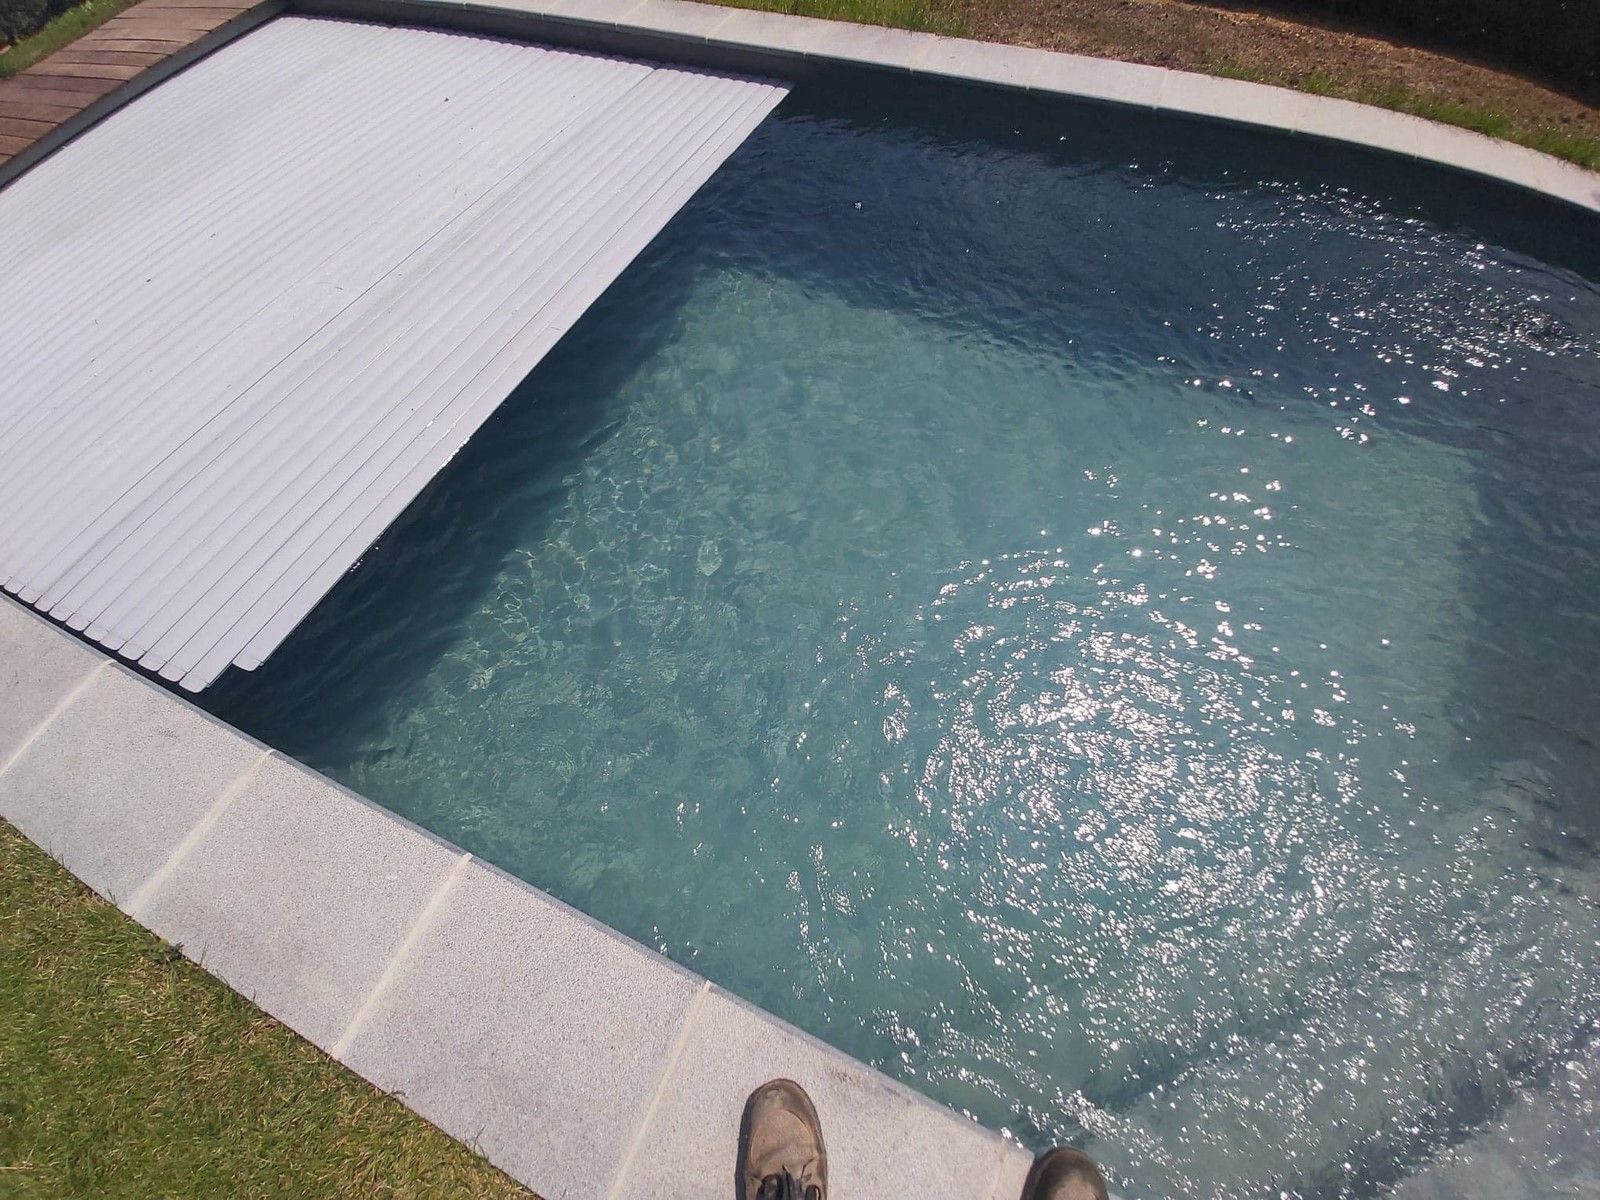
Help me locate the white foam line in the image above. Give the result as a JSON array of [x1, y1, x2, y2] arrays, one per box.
[[331, 849, 474, 1059], [124, 746, 272, 918], [604, 979, 714, 1200], [0, 658, 109, 782]]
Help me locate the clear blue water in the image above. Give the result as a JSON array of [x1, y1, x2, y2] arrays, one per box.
[[205, 78, 1600, 1198]]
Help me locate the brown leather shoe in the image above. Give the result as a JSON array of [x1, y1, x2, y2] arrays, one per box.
[[737, 1078, 828, 1200], [1020, 1147, 1110, 1200]]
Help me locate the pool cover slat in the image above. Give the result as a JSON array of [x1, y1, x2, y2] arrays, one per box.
[[0, 16, 787, 689]]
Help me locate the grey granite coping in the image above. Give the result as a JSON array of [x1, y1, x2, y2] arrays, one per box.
[[613, 985, 1031, 1200], [0, 595, 105, 769], [132, 752, 467, 1052], [291, 0, 1599, 215], [1, 663, 265, 906], [339, 858, 706, 1200], [0, 595, 1024, 1199]]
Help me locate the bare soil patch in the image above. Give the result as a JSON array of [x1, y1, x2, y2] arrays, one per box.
[[961, 0, 1599, 164]]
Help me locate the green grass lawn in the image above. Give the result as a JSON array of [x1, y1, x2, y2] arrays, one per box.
[[0, 819, 533, 1199], [705, 0, 962, 35], [1215, 62, 1600, 169]]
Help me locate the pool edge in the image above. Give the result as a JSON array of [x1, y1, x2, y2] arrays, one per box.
[[289, 0, 1600, 216], [5, 0, 1595, 214], [0, 594, 1033, 1200]]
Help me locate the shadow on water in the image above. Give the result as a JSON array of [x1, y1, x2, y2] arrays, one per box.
[[210, 69, 1600, 751], [679, 71, 1600, 463], [735, 70, 1600, 313], [201, 238, 716, 757], [196, 68, 1600, 1196]]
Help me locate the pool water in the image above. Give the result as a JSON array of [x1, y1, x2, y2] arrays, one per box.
[[205, 77, 1600, 1198]]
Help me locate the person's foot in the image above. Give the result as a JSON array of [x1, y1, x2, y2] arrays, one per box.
[[1020, 1147, 1109, 1200], [738, 1078, 828, 1200]]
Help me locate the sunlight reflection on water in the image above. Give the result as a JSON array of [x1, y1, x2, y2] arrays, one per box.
[[205, 79, 1600, 1198]]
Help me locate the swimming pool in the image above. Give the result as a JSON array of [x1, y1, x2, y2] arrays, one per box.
[[204, 75, 1600, 1198]]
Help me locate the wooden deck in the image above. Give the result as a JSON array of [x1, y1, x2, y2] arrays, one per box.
[[0, 0, 270, 173]]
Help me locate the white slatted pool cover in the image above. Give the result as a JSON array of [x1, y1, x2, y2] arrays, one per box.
[[0, 16, 786, 690]]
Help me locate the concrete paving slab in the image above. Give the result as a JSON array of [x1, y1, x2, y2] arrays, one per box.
[[703, 7, 856, 60], [467, 0, 565, 16], [134, 752, 461, 1050], [0, 665, 262, 905], [1157, 68, 1305, 133], [993, 1142, 1035, 1199], [1410, 123, 1559, 194], [915, 35, 1043, 89], [612, 985, 1027, 1200], [624, 0, 733, 39], [1293, 93, 1428, 160], [547, 0, 643, 24], [0, 597, 104, 767], [1538, 159, 1600, 212], [1026, 51, 1166, 109], [810, 19, 939, 72], [340, 859, 703, 1200]]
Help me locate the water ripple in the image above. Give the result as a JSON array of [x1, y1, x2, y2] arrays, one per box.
[[204, 78, 1600, 1199]]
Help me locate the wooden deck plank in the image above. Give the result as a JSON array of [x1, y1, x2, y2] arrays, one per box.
[[106, 2, 254, 14], [5, 75, 123, 99], [0, 98, 82, 123], [77, 36, 198, 52], [106, 8, 251, 23], [0, 0, 270, 186], [0, 116, 56, 140], [20, 61, 148, 81], [110, 2, 254, 13], [99, 16, 233, 36], [99, 11, 231, 25], [8, 70, 124, 91], [45, 49, 172, 66], [131, 0, 255, 8]]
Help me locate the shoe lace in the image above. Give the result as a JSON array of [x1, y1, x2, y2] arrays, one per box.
[[757, 1171, 820, 1200]]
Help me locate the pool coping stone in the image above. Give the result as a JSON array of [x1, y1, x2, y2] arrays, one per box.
[[0, 594, 1031, 1200], [0, 662, 266, 907], [613, 984, 1030, 1200], [130, 751, 469, 1053], [338, 858, 706, 1200], [286, 0, 1600, 215], [5, 1, 1593, 209]]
